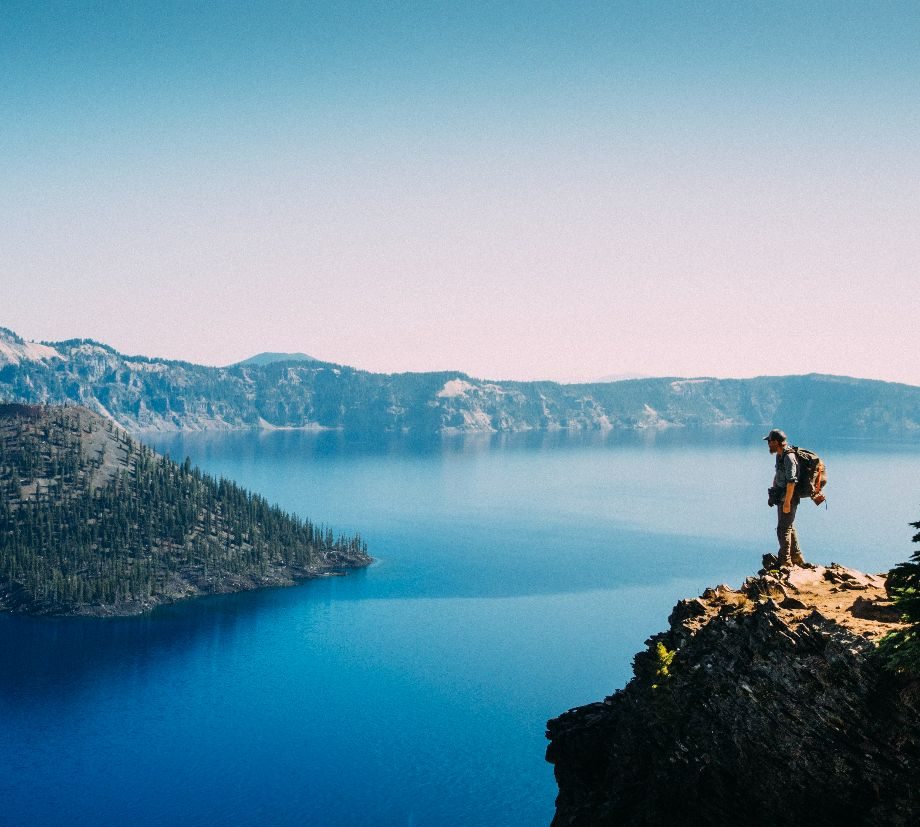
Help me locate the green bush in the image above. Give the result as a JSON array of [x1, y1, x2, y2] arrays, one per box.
[[651, 642, 676, 689]]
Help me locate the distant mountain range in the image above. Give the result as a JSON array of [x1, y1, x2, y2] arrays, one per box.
[[2, 326, 919, 434], [593, 372, 653, 383]]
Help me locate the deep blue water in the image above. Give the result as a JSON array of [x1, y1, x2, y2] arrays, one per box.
[[2, 428, 918, 826]]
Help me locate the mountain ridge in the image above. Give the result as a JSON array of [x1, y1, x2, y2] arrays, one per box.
[[233, 351, 317, 367], [2, 326, 920, 434]]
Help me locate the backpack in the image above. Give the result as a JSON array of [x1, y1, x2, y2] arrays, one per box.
[[785, 446, 827, 504]]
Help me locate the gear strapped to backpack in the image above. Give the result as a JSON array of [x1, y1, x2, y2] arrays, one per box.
[[784, 446, 827, 506]]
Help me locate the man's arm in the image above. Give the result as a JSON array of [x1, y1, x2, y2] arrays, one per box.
[[783, 482, 795, 513], [782, 450, 798, 513]]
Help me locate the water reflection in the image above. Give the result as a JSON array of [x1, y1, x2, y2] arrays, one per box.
[[0, 573, 367, 705], [146, 424, 920, 465]]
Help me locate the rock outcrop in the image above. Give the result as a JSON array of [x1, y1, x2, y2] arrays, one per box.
[[546, 564, 920, 826]]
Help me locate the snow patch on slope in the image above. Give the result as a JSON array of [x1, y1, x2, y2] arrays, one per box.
[[670, 379, 711, 391], [0, 339, 61, 366], [437, 378, 476, 398]]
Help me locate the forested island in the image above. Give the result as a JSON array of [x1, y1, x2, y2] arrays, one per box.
[[0, 403, 370, 616], [3, 326, 920, 434]]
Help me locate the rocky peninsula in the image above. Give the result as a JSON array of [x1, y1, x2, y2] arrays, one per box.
[[546, 563, 920, 826]]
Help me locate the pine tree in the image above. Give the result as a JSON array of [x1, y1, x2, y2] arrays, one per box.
[[0, 404, 369, 614], [879, 515, 920, 674]]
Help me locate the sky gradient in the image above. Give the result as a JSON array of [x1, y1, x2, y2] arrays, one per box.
[[2, 2, 919, 383]]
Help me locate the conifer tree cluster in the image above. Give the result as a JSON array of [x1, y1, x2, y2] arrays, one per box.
[[0, 404, 368, 614], [880, 515, 920, 674]]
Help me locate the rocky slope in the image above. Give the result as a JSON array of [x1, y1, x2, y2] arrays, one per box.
[[546, 563, 920, 826], [0, 403, 371, 616], [3, 326, 920, 433]]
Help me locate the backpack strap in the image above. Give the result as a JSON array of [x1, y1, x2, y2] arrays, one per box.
[[781, 445, 798, 476]]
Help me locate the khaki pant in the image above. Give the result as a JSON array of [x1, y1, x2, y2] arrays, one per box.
[[776, 497, 804, 565]]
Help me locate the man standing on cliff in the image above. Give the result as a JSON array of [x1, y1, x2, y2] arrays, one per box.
[[765, 429, 805, 567]]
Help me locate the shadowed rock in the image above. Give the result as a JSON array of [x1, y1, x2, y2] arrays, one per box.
[[546, 564, 920, 826]]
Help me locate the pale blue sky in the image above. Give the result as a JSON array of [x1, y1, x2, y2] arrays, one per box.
[[2, 2, 918, 383]]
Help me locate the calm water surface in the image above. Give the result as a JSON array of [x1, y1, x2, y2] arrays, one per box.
[[2, 428, 918, 826]]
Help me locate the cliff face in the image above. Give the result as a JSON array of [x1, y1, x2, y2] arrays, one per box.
[[3, 327, 920, 434], [546, 564, 920, 827]]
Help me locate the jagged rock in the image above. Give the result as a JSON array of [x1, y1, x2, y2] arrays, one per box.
[[851, 596, 902, 623], [668, 598, 708, 626], [701, 584, 737, 603], [546, 565, 919, 826], [742, 573, 788, 602], [822, 563, 886, 590]]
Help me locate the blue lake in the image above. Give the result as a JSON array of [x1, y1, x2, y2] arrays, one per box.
[[2, 428, 918, 826]]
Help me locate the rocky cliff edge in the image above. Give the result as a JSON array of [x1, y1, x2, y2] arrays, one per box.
[[546, 563, 920, 826]]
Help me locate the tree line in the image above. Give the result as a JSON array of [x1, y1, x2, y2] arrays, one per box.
[[0, 406, 367, 613]]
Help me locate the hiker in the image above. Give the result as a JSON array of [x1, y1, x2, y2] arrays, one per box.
[[764, 428, 805, 567]]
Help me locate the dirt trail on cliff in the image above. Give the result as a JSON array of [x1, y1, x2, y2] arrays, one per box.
[[691, 562, 902, 641]]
